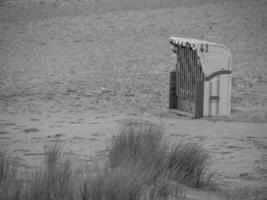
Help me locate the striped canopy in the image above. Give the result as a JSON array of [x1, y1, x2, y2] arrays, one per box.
[[170, 37, 231, 77]]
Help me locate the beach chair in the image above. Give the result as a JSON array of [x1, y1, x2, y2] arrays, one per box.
[[169, 37, 232, 118]]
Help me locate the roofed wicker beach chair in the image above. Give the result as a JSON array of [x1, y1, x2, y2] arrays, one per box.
[[169, 37, 232, 118]]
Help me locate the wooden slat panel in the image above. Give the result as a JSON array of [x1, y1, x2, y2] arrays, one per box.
[[175, 46, 204, 102], [184, 47, 189, 99], [187, 47, 190, 99], [189, 48, 193, 100], [176, 46, 180, 96]]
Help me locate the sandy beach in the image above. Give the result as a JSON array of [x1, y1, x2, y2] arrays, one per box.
[[0, 0, 266, 199]]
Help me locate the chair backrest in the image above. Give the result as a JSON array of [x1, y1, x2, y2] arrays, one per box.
[[175, 45, 204, 101]]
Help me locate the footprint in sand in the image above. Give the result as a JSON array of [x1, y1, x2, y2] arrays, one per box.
[[13, 125, 25, 130], [69, 119, 83, 124], [88, 121, 101, 125], [47, 133, 65, 139], [56, 120, 65, 124], [13, 149, 31, 153], [92, 132, 102, 137], [30, 118, 40, 121], [0, 131, 11, 135], [221, 151, 232, 154], [49, 125, 63, 128], [24, 152, 46, 157], [89, 137, 100, 141], [31, 136, 43, 142], [246, 136, 256, 139], [223, 136, 232, 139], [0, 122, 16, 127], [89, 132, 105, 141], [169, 133, 189, 138], [95, 116, 105, 119], [227, 145, 246, 150], [23, 128, 39, 133], [72, 136, 85, 140]]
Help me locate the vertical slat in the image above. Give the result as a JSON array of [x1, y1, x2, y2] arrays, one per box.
[[180, 47, 183, 98], [189, 48, 193, 100], [193, 50, 197, 98], [169, 71, 177, 109], [199, 56, 201, 78], [180, 53, 182, 97], [181, 47, 184, 98], [182, 47, 185, 97], [195, 52, 198, 78], [197, 57, 200, 78], [187, 48, 189, 99], [216, 76, 220, 115], [179, 47, 183, 97], [182, 47, 185, 98], [186, 47, 191, 100], [195, 79, 204, 118], [186, 47, 189, 100], [193, 49, 195, 100], [176, 46, 180, 97], [196, 53, 198, 78], [185, 47, 189, 99], [183, 47, 187, 99], [179, 47, 182, 97], [194, 49, 197, 100], [209, 82, 212, 116], [188, 47, 191, 100]]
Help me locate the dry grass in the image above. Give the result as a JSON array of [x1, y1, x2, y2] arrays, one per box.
[[0, 122, 225, 199], [108, 121, 167, 181], [1, 122, 264, 200], [28, 142, 75, 200], [0, 138, 185, 200], [82, 166, 147, 200], [108, 121, 213, 188], [0, 144, 79, 200], [0, 152, 23, 200], [0, 153, 17, 182], [166, 143, 212, 187]]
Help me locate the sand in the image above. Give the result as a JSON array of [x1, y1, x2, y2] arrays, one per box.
[[0, 0, 266, 199]]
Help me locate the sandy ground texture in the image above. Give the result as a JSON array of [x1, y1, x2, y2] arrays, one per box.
[[0, 0, 267, 199]]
